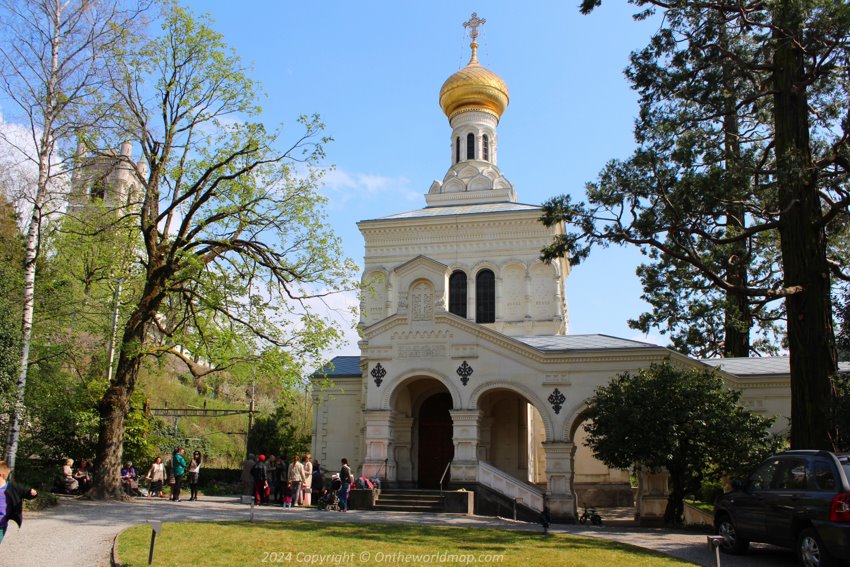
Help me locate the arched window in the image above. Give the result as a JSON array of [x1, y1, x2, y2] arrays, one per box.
[[455, 137, 460, 164], [449, 271, 467, 318], [466, 133, 475, 160], [483, 135, 490, 162], [475, 269, 495, 323]]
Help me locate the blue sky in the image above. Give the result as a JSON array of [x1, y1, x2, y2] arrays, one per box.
[[178, 1, 667, 356]]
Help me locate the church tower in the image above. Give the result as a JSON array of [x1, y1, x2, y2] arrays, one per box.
[[358, 13, 568, 336], [68, 140, 146, 215]]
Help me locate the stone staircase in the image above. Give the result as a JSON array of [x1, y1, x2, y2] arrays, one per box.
[[373, 489, 444, 513]]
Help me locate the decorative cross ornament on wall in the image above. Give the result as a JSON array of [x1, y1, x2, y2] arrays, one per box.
[[548, 388, 566, 415], [456, 361, 474, 386], [371, 363, 386, 387]]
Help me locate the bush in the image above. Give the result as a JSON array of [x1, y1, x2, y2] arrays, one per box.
[[699, 480, 725, 505], [24, 490, 58, 512], [200, 480, 240, 496]]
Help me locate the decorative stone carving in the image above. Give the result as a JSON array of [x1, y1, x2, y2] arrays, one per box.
[[548, 388, 566, 415], [456, 361, 474, 386], [371, 363, 386, 387], [410, 281, 434, 321]]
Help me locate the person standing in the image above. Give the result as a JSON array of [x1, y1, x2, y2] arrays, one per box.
[[188, 451, 202, 501], [146, 457, 166, 498], [251, 454, 269, 505], [171, 447, 187, 502], [0, 460, 37, 545], [311, 459, 323, 504], [338, 458, 352, 512], [287, 455, 305, 507], [302, 453, 313, 506]]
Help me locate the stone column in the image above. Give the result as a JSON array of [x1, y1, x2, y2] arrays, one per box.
[[449, 409, 482, 482], [636, 469, 670, 525], [543, 441, 577, 521], [362, 410, 395, 481], [477, 416, 493, 461], [391, 415, 414, 485]]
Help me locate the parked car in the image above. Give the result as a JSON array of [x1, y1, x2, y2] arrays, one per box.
[[714, 450, 850, 567]]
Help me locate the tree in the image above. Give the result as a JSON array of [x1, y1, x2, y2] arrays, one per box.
[[90, 5, 355, 498], [583, 361, 780, 524], [0, 0, 146, 472], [630, 247, 784, 358], [542, 0, 850, 449], [0, 194, 24, 433]]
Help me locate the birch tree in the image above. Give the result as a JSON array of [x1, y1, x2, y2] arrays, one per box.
[[0, 0, 145, 472]]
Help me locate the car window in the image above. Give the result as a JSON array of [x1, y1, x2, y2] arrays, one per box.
[[811, 461, 836, 491], [749, 459, 779, 491], [773, 459, 808, 490]]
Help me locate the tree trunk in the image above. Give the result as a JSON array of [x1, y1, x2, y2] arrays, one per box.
[[773, 0, 837, 449], [664, 469, 686, 525], [3, 3, 62, 475], [721, 43, 751, 359], [3, 172, 43, 473], [92, 277, 163, 498]]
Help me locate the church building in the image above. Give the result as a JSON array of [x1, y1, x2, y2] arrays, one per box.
[[312, 14, 795, 522]]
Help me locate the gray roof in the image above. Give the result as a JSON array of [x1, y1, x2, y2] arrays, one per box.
[[314, 356, 361, 377], [513, 334, 661, 351], [700, 356, 850, 377], [367, 202, 541, 221]]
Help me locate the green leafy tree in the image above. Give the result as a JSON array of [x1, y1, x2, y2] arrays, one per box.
[[543, 0, 850, 449], [583, 361, 780, 524], [0, 0, 147, 472], [247, 403, 310, 460], [90, 5, 356, 498], [0, 195, 23, 433]]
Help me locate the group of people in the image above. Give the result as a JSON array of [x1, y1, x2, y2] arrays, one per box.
[[242, 453, 355, 512], [60, 459, 92, 494], [243, 452, 325, 507], [160, 447, 203, 502], [59, 447, 204, 502]]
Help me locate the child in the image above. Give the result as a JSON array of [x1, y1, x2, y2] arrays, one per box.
[[0, 460, 37, 545], [283, 482, 293, 508]]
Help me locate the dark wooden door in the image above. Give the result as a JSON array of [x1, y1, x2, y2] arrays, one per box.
[[418, 392, 454, 488]]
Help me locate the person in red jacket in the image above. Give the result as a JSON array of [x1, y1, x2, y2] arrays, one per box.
[[0, 460, 37, 545]]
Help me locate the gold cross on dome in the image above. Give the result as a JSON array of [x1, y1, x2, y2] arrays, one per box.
[[463, 12, 486, 41]]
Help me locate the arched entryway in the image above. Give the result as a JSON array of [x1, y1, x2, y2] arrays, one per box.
[[385, 375, 457, 488], [477, 388, 547, 486], [418, 392, 454, 488], [570, 413, 633, 508]]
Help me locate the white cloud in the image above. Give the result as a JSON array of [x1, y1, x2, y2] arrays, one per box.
[[320, 167, 420, 206]]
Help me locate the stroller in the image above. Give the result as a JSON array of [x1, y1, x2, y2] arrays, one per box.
[[318, 475, 342, 511]]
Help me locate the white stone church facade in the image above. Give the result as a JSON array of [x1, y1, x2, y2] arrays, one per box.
[[312, 20, 795, 522]]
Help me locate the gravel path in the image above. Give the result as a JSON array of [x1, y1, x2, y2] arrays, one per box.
[[0, 496, 797, 566]]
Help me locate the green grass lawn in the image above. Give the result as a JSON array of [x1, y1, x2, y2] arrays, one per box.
[[115, 521, 693, 566]]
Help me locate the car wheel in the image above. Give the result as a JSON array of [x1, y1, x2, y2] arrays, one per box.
[[716, 514, 749, 555], [797, 527, 835, 567]]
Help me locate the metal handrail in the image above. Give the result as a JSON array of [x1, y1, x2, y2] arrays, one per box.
[[378, 458, 388, 484], [439, 461, 452, 496]]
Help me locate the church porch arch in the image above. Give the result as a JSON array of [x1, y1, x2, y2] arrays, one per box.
[[367, 374, 459, 488], [565, 404, 636, 509]]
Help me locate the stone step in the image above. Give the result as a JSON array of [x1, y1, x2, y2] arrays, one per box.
[[373, 489, 446, 513], [373, 503, 443, 512], [377, 497, 443, 506]]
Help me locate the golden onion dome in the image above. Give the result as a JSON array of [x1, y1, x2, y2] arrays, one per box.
[[439, 41, 509, 123]]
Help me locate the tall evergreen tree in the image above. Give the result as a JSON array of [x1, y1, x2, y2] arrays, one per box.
[[542, 0, 850, 449]]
